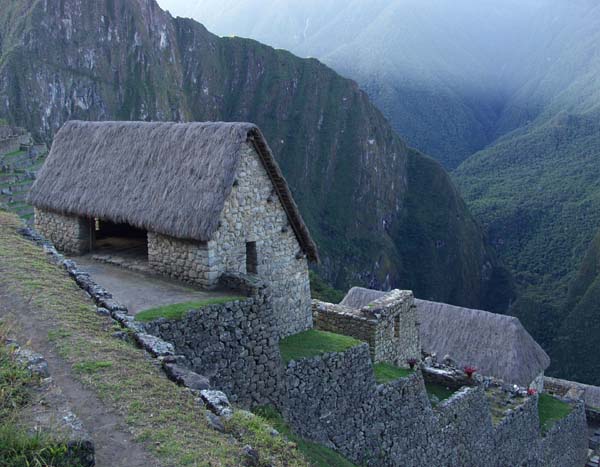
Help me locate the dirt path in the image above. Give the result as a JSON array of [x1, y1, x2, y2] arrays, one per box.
[[0, 286, 163, 467], [74, 256, 233, 315]]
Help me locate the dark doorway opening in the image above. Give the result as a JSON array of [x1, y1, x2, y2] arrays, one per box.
[[92, 219, 148, 260], [246, 241, 258, 274]]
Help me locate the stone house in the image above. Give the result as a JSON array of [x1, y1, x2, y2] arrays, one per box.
[[28, 120, 318, 336], [313, 287, 421, 368]]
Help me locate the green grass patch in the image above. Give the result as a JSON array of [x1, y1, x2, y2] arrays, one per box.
[[1, 150, 25, 159], [538, 393, 572, 432], [279, 329, 363, 363], [373, 362, 414, 384], [134, 297, 246, 322], [73, 360, 113, 374], [425, 383, 456, 406], [253, 406, 357, 467]]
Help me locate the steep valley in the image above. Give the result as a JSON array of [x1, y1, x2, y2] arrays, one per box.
[[176, 0, 600, 384]]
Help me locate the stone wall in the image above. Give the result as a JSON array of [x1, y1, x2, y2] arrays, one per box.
[[142, 273, 283, 406], [312, 289, 420, 367], [34, 208, 90, 255], [281, 343, 588, 466], [210, 144, 312, 337], [147, 233, 217, 288]]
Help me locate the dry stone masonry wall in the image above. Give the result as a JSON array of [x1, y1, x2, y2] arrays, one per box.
[[142, 273, 284, 406], [147, 233, 217, 288], [282, 344, 588, 467], [34, 208, 90, 255]]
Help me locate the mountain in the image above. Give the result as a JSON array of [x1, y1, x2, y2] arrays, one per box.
[[0, 0, 513, 312], [549, 230, 600, 384], [159, 0, 552, 170]]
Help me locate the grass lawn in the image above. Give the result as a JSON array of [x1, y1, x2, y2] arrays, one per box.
[[373, 362, 414, 383], [0, 210, 310, 466], [538, 393, 572, 432], [134, 297, 245, 322], [425, 382, 456, 406], [279, 329, 363, 363], [253, 406, 357, 467]]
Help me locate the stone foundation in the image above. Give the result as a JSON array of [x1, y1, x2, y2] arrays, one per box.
[[34, 208, 90, 255], [142, 273, 283, 406]]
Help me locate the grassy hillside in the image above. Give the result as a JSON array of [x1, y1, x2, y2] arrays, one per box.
[[0, 0, 513, 312]]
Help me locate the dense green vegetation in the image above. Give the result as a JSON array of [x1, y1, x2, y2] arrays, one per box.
[[309, 271, 344, 304], [253, 406, 357, 467], [373, 362, 414, 383], [549, 230, 600, 383], [278, 329, 362, 363], [538, 394, 572, 433], [134, 297, 245, 322]]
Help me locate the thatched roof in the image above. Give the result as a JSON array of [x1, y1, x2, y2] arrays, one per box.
[[28, 121, 318, 262], [340, 287, 387, 308], [416, 299, 550, 386]]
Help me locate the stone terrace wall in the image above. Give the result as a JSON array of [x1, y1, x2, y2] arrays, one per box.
[[34, 208, 90, 255], [281, 343, 587, 466], [142, 273, 283, 407], [211, 144, 312, 338], [147, 233, 217, 289]]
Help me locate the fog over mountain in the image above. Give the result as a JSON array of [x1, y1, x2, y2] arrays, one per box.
[[158, 0, 600, 384], [158, 0, 600, 168]]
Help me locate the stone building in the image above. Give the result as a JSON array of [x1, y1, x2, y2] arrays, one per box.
[[313, 287, 421, 367], [28, 120, 318, 336]]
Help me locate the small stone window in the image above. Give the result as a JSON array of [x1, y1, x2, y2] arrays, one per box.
[[246, 241, 258, 274], [394, 315, 400, 338]]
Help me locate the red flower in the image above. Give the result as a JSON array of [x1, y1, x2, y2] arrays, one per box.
[[527, 388, 537, 396], [464, 366, 477, 378]]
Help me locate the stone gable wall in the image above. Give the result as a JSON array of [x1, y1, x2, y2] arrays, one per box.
[[34, 208, 90, 255], [210, 144, 312, 337], [142, 273, 283, 407]]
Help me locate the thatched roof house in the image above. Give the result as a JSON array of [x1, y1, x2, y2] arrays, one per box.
[[29, 121, 317, 260], [29, 120, 318, 337], [416, 299, 550, 387]]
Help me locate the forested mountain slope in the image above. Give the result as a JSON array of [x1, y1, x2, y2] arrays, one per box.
[[0, 0, 513, 312], [550, 230, 600, 384]]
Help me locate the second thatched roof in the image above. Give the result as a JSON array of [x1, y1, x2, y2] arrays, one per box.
[[28, 121, 318, 262], [416, 299, 550, 386]]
